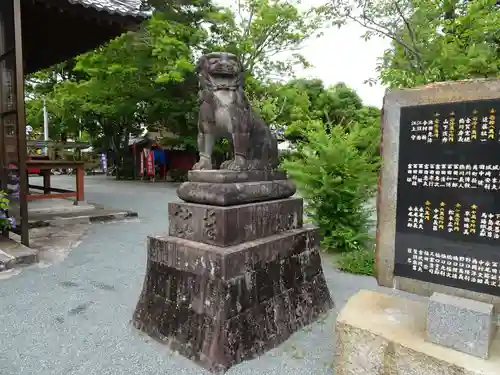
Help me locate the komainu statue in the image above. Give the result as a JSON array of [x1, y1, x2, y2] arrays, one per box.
[[133, 55, 333, 375], [192, 52, 279, 171]]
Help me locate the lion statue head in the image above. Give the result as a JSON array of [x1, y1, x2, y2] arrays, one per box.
[[196, 52, 243, 89]]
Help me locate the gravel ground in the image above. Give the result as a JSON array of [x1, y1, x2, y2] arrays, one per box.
[[0, 175, 418, 375]]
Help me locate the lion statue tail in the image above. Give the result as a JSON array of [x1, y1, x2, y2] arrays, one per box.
[[247, 113, 280, 171]]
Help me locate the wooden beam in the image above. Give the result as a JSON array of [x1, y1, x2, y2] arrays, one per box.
[[28, 184, 74, 193], [27, 160, 85, 169], [27, 140, 91, 149], [26, 192, 77, 201]]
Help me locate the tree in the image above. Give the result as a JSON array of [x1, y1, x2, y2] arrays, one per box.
[[27, 2, 215, 151], [272, 79, 378, 143], [25, 59, 91, 140], [210, 0, 325, 79], [324, 0, 500, 88]]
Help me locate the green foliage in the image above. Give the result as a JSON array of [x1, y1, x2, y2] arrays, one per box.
[[169, 168, 188, 182], [324, 0, 500, 88], [0, 191, 14, 230], [283, 120, 380, 253], [214, 0, 325, 79], [278, 149, 297, 165], [336, 248, 375, 276], [378, 0, 500, 88], [0, 191, 9, 212], [25, 4, 209, 150], [258, 79, 381, 144]]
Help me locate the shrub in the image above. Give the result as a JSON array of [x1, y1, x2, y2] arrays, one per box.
[[278, 149, 299, 165], [0, 190, 15, 230], [170, 168, 188, 182], [282, 120, 379, 253], [336, 248, 375, 276]]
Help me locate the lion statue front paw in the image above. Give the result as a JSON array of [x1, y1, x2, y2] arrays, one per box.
[[220, 158, 247, 171], [192, 158, 213, 170]]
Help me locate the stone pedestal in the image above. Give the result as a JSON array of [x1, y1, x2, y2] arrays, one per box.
[[335, 290, 500, 375], [133, 170, 334, 373], [177, 170, 296, 206], [426, 293, 496, 359]]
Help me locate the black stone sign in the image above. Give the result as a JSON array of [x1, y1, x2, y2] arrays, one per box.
[[394, 98, 500, 296]]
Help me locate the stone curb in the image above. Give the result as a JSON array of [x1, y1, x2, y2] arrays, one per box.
[[29, 211, 139, 228], [89, 211, 139, 223], [0, 211, 139, 273], [0, 241, 38, 272]]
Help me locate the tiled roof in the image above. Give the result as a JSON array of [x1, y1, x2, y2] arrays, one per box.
[[67, 0, 145, 17]]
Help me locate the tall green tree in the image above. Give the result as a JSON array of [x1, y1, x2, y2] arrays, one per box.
[[324, 0, 500, 88], [272, 79, 378, 143], [27, 2, 216, 150], [211, 0, 325, 79]]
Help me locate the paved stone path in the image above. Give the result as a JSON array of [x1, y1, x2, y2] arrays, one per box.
[[0, 176, 417, 375]]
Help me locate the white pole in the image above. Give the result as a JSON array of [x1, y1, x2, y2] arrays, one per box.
[[43, 98, 49, 155]]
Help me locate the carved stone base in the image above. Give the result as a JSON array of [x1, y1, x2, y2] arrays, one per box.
[[135, 168, 334, 371], [178, 170, 295, 206], [133, 227, 334, 374], [169, 198, 303, 246], [177, 179, 296, 206]]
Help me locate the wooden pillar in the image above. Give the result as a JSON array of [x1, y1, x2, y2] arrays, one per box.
[[0, 0, 29, 246], [76, 166, 84, 201], [42, 170, 50, 194], [13, 0, 29, 246]]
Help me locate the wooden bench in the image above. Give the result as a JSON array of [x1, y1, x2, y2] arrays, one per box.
[[26, 160, 85, 201]]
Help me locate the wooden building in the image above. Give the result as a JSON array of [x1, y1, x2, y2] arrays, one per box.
[[128, 132, 197, 181], [0, 0, 144, 245]]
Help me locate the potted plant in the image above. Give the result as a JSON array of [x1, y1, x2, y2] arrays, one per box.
[[0, 191, 16, 231]]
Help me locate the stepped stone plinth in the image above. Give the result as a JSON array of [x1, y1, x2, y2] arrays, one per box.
[[133, 169, 334, 373]]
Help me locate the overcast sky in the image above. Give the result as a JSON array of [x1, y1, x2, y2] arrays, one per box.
[[294, 22, 390, 108]]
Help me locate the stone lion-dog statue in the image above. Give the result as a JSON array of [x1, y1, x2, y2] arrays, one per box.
[[192, 52, 279, 171]]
